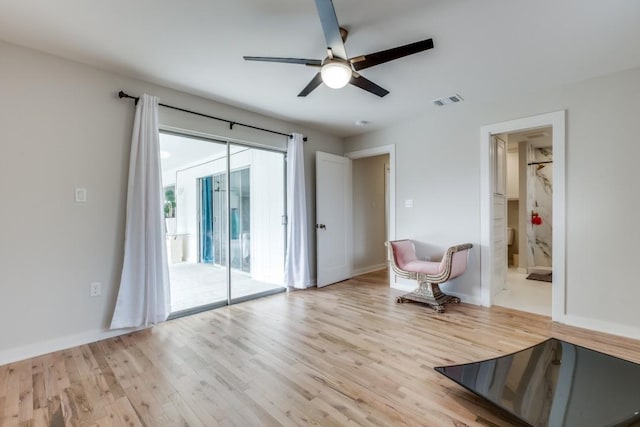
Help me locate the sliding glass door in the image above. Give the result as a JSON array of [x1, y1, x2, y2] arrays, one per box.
[[229, 145, 285, 300], [161, 134, 229, 313], [159, 132, 285, 316]]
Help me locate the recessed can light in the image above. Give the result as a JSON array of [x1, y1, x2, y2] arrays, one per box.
[[355, 120, 370, 126]]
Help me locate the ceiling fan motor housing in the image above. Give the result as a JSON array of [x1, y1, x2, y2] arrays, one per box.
[[243, 0, 434, 97]]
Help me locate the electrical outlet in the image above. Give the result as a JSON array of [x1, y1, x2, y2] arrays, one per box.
[[90, 282, 101, 297]]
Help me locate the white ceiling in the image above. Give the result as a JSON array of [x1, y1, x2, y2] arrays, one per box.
[[1, 0, 640, 137]]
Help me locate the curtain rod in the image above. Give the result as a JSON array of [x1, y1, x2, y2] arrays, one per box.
[[118, 91, 307, 142], [527, 160, 553, 166]]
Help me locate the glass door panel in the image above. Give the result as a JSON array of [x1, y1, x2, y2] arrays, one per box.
[[229, 168, 250, 272], [159, 132, 228, 314], [229, 145, 286, 300]]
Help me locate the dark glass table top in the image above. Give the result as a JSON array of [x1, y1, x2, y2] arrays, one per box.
[[435, 338, 640, 427]]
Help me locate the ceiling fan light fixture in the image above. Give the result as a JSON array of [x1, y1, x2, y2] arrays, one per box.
[[320, 60, 352, 89]]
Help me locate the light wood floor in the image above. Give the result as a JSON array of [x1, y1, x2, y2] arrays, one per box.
[[2, 269, 640, 427]]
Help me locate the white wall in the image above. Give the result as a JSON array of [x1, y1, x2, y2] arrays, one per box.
[[347, 112, 482, 303], [0, 40, 343, 365], [352, 155, 388, 274], [345, 66, 640, 338]]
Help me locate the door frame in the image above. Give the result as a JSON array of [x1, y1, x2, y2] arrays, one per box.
[[345, 145, 396, 281], [158, 128, 287, 317], [480, 111, 566, 322]]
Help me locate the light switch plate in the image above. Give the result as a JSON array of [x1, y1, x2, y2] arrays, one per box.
[[405, 199, 414, 208], [75, 188, 87, 203]]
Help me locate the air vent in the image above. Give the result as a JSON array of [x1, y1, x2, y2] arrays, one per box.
[[433, 94, 464, 107]]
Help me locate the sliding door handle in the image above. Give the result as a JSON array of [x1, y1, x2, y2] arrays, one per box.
[[316, 224, 326, 230]]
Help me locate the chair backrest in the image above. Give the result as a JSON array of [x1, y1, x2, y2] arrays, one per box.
[[388, 240, 417, 269], [385, 240, 419, 280]]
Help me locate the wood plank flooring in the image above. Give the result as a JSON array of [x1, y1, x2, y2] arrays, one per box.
[[2, 269, 640, 426]]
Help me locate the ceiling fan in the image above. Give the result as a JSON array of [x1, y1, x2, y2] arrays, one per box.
[[243, 0, 434, 98]]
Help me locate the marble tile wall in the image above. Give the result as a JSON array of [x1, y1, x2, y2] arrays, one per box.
[[527, 146, 553, 268]]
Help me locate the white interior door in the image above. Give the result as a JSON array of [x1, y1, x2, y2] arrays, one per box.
[[316, 151, 352, 287], [491, 136, 507, 297]]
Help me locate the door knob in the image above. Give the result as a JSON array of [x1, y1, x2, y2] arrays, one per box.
[[316, 224, 326, 230]]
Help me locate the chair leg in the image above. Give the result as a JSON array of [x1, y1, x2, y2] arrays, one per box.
[[397, 281, 460, 313]]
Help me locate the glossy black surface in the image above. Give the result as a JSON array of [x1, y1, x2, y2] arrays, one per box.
[[435, 338, 640, 427]]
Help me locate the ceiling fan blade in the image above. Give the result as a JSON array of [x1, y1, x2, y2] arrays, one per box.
[[349, 74, 389, 97], [314, 0, 348, 59], [298, 72, 324, 97], [350, 38, 434, 71], [243, 56, 322, 66]]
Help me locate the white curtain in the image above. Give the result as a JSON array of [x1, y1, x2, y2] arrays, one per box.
[[111, 94, 170, 329], [284, 133, 312, 289]]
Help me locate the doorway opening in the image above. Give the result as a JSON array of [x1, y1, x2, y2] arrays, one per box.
[[480, 111, 566, 322], [352, 154, 390, 276], [492, 127, 553, 316], [346, 145, 396, 282]]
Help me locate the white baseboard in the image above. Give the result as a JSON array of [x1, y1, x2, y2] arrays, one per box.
[[0, 327, 142, 367], [352, 263, 387, 276], [446, 291, 482, 306], [562, 314, 640, 341]]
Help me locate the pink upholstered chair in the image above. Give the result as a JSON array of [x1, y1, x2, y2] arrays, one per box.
[[385, 240, 473, 313]]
